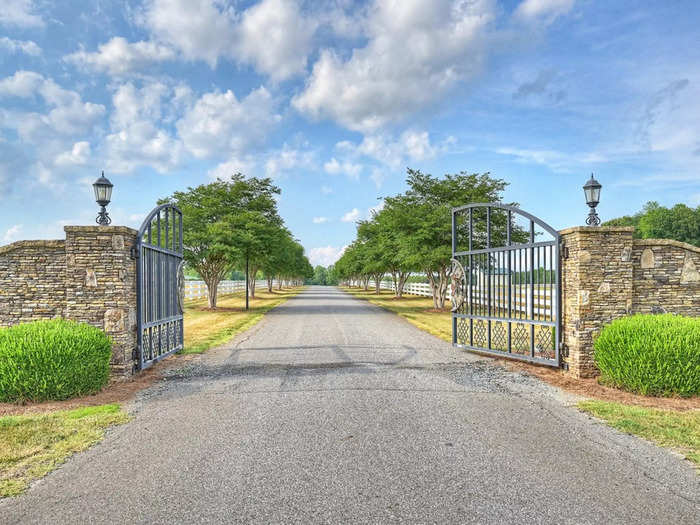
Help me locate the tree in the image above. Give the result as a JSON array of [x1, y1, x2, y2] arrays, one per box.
[[162, 174, 288, 308], [385, 169, 511, 309], [604, 201, 700, 247]]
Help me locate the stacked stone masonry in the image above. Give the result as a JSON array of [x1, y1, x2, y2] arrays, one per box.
[[559, 226, 700, 378], [0, 226, 138, 377]]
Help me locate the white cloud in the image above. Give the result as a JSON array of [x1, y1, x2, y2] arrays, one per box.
[[514, 0, 575, 25], [341, 208, 361, 222], [367, 200, 385, 218], [236, 0, 315, 80], [323, 157, 362, 179], [55, 141, 91, 166], [265, 144, 315, 177], [177, 87, 280, 159], [312, 216, 328, 224], [0, 0, 44, 28], [370, 167, 387, 188], [105, 82, 182, 173], [208, 156, 257, 180], [293, 0, 494, 131], [0, 71, 106, 140], [308, 245, 347, 266], [65, 37, 176, 76], [2, 224, 22, 243], [141, 0, 236, 67], [320, 185, 333, 194], [495, 147, 607, 172], [338, 129, 452, 168], [142, 0, 315, 79], [0, 36, 41, 56]]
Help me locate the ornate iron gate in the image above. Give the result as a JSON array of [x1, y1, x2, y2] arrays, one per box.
[[134, 204, 184, 370], [451, 203, 561, 366]]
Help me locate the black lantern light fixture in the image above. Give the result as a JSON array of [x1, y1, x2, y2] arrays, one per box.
[[583, 174, 602, 226], [93, 171, 113, 225]]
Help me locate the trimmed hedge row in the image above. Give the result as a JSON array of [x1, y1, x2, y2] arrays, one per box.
[[594, 314, 700, 397], [0, 319, 112, 403]]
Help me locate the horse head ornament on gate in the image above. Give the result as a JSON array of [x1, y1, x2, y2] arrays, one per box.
[[450, 258, 466, 312]]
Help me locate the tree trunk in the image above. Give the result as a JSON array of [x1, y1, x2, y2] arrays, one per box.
[[397, 271, 410, 298], [205, 278, 219, 309], [362, 276, 370, 291], [277, 274, 283, 290], [267, 276, 273, 293], [373, 273, 384, 294], [248, 266, 259, 298], [426, 269, 439, 309]]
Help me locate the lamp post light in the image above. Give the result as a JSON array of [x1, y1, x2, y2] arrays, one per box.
[[93, 171, 113, 226], [583, 174, 602, 226]]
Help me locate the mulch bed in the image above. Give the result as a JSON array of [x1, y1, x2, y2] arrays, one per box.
[[500, 359, 700, 411]]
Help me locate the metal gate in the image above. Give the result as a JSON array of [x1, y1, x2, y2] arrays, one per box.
[[451, 203, 561, 366], [134, 204, 184, 370]]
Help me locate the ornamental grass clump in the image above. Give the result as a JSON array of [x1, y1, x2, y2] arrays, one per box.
[[593, 314, 700, 397], [0, 319, 112, 403]]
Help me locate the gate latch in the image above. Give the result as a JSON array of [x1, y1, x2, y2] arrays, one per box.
[[130, 244, 139, 259]]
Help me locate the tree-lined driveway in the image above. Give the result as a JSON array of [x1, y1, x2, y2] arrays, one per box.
[[2, 286, 698, 524]]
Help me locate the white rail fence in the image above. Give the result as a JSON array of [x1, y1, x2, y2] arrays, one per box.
[[185, 280, 267, 301], [348, 280, 555, 317]]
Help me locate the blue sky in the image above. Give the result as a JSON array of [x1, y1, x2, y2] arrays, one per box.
[[1, 0, 698, 266]]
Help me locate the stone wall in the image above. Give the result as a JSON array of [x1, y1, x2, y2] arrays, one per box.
[[0, 240, 67, 324], [559, 226, 700, 378], [0, 226, 138, 376]]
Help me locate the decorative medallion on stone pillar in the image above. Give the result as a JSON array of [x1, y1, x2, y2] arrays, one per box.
[[450, 258, 466, 312]]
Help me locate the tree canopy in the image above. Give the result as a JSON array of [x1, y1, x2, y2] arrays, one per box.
[[604, 201, 700, 247], [335, 168, 512, 308], [161, 174, 312, 307]]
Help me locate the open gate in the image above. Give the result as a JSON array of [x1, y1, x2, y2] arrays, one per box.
[[134, 204, 184, 370], [451, 203, 561, 366]]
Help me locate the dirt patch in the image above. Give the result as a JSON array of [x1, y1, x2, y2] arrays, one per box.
[[0, 353, 193, 417], [500, 359, 700, 411], [423, 308, 449, 314]]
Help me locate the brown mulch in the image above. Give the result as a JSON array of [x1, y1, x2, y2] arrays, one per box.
[[499, 359, 700, 411], [0, 352, 193, 417]]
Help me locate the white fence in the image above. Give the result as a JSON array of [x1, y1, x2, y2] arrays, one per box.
[[185, 280, 267, 301], [349, 279, 555, 317]]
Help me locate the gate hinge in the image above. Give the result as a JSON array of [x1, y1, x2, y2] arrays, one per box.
[[561, 343, 569, 357], [130, 244, 139, 259], [132, 346, 139, 361], [561, 242, 569, 259]]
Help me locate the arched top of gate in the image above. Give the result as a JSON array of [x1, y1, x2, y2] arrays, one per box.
[[452, 202, 559, 241], [136, 203, 183, 253]]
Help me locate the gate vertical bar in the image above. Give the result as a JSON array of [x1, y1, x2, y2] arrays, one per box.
[[452, 208, 457, 344], [507, 210, 512, 353], [529, 219, 535, 358]]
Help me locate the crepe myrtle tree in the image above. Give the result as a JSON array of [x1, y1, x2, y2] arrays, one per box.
[[160, 174, 287, 308], [384, 169, 512, 310]]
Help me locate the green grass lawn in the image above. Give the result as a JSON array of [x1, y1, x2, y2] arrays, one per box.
[[578, 400, 700, 466], [183, 286, 305, 354], [0, 404, 129, 498]]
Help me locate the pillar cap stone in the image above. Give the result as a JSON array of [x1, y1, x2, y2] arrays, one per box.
[[558, 226, 635, 235], [64, 225, 137, 235]]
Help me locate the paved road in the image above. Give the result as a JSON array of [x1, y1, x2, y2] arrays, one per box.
[[2, 286, 698, 524]]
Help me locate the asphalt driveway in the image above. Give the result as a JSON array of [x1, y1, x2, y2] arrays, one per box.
[[2, 286, 698, 524]]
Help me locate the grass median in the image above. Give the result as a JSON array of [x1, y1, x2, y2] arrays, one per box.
[[183, 286, 305, 354], [0, 404, 129, 498]]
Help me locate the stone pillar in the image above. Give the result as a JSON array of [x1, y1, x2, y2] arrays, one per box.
[[559, 227, 635, 378], [64, 226, 138, 377]]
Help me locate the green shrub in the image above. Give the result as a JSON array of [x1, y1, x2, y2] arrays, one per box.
[[594, 314, 700, 397], [0, 319, 112, 402]]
